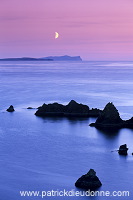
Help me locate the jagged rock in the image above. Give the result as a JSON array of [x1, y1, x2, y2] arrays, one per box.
[[65, 100, 89, 117], [118, 144, 128, 155], [35, 100, 103, 118], [35, 103, 65, 116], [6, 105, 15, 112], [35, 100, 90, 117], [90, 102, 123, 128], [96, 102, 122, 125], [75, 169, 102, 190]]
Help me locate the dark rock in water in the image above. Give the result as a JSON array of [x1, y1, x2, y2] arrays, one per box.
[[89, 102, 133, 129], [27, 107, 33, 109], [90, 102, 123, 128], [6, 105, 15, 112], [35, 102, 65, 116], [124, 117, 133, 128], [95, 102, 122, 126], [35, 100, 102, 118], [75, 169, 102, 190], [65, 100, 89, 117], [118, 144, 128, 155], [89, 108, 102, 117], [35, 100, 90, 117]]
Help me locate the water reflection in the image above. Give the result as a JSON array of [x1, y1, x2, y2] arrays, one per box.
[[95, 127, 120, 139], [35, 115, 90, 124]]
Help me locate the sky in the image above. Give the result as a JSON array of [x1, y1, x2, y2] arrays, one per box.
[[1, 0, 133, 60]]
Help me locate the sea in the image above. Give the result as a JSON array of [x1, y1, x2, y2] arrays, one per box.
[[0, 60, 133, 200]]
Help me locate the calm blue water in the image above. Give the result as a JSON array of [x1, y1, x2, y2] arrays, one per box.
[[0, 60, 133, 200]]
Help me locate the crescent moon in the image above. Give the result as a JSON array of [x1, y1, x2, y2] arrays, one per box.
[[55, 32, 59, 39]]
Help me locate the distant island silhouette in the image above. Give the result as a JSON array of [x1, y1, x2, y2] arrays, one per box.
[[42, 55, 82, 61], [0, 55, 82, 61], [0, 57, 52, 61]]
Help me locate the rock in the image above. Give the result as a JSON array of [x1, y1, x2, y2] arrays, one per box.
[[90, 102, 123, 128], [35, 102, 65, 116], [89, 108, 102, 117], [65, 100, 89, 117], [118, 144, 128, 155], [35, 100, 90, 117], [6, 105, 15, 112], [89, 102, 133, 129], [124, 117, 133, 128], [75, 169, 102, 190], [27, 107, 33, 109]]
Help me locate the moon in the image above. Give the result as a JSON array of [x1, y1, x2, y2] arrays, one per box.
[[55, 32, 59, 39]]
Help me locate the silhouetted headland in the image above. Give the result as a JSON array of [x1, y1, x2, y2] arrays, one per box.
[[41, 55, 82, 61], [0, 55, 82, 61], [0, 57, 53, 61]]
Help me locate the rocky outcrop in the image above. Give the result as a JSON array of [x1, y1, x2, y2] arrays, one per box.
[[35, 102, 65, 117], [35, 100, 101, 117], [90, 102, 123, 128], [6, 105, 15, 112], [75, 169, 102, 190], [118, 144, 128, 155], [89, 102, 133, 129]]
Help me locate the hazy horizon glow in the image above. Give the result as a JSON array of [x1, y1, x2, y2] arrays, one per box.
[[1, 0, 133, 60]]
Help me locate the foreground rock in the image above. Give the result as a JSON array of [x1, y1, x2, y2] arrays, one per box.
[[35, 100, 101, 117], [6, 105, 15, 112], [75, 169, 102, 190], [118, 144, 128, 155]]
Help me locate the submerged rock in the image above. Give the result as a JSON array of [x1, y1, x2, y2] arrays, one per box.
[[90, 102, 123, 128], [75, 169, 102, 190], [6, 105, 15, 112], [118, 144, 128, 155]]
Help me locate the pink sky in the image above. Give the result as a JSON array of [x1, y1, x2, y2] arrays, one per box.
[[1, 0, 133, 60]]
